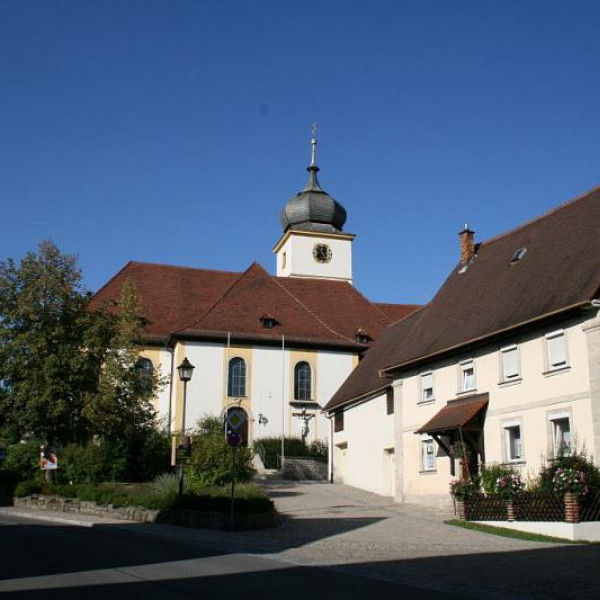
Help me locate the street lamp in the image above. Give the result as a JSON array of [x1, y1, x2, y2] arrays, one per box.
[[177, 357, 195, 508]]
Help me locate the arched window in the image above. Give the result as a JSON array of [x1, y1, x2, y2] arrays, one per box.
[[135, 357, 154, 375], [228, 357, 247, 397], [294, 361, 312, 400]]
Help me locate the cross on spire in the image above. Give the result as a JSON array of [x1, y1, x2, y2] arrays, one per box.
[[310, 122, 317, 167]]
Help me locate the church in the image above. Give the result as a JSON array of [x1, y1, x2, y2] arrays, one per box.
[[90, 136, 418, 450]]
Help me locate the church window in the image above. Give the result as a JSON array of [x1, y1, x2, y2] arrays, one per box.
[[294, 361, 312, 400], [228, 357, 247, 397]]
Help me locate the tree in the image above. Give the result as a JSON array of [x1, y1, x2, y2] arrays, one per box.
[[0, 241, 94, 444], [83, 280, 162, 442], [0, 241, 165, 460]]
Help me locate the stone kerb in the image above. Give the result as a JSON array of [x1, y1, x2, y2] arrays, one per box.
[[13, 494, 277, 530]]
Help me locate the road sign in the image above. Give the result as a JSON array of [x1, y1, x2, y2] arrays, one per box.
[[227, 431, 242, 447], [226, 407, 246, 431], [171, 434, 192, 466]]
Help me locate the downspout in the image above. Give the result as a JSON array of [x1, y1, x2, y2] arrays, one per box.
[[325, 412, 334, 483], [166, 338, 175, 435], [281, 334, 286, 469]]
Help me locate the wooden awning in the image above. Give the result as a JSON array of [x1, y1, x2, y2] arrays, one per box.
[[415, 393, 489, 435]]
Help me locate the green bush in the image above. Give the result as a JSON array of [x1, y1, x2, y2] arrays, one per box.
[[254, 436, 327, 469], [536, 447, 600, 495], [14, 479, 50, 497], [480, 463, 520, 494], [3, 440, 42, 480], [188, 416, 255, 487]]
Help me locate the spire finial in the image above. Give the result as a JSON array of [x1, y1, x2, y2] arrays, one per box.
[[310, 122, 317, 167]]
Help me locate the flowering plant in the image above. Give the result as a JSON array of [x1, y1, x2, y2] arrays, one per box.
[[493, 473, 525, 500], [449, 478, 479, 500], [553, 468, 589, 498]]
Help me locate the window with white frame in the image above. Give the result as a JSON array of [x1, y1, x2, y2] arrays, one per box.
[[421, 438, 436, 471], [503, 423, 523, 462], [460, 360, 476, 392], [545, 330, 568, 370], [500, 344, 520, 381], [227, 357, 247, 397], [550, 414, 571, 456], [420, 372, 434, 402]]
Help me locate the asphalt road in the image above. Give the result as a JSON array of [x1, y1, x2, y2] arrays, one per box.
[[0, 514, 471, 600]]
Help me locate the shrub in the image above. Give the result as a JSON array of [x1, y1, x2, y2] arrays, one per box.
[[481, 463, 519, 494], [449, 478, 479, 500], [553, 468, 589, 498], [14, 479, 50, 497], [254, 436, 327, 469], [187, 416, 255, 487], [3, 440, 42, 480], [493, 473, 525, 500], [537, 447, 600, 495]]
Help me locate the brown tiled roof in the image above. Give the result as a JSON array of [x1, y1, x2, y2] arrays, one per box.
[[374, 302, 421, 323], [326, 183, 600, 411], [90, 260, 400, 349], [415, 394, 489, 434], [90, 262, 238, 339]]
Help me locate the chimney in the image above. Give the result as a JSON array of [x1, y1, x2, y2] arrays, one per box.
[[459, 224, 475, 266]]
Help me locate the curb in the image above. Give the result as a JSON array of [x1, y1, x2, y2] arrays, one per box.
[[0, 508, 116, 528]]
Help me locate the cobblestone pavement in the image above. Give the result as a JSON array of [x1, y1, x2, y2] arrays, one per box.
[[4, 480, 600, 600]]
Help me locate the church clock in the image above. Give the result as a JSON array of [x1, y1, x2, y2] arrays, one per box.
[[313, 243, 332, 263]]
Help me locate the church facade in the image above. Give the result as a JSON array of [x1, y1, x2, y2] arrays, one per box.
[[90, 137, 418, 452]]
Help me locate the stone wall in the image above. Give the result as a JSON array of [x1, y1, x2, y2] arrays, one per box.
[[283, 457, 328, 480]]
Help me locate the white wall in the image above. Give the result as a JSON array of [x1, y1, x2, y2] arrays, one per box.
[[276, 233, 353, 282], [332, 392, 395, 496], [161, 340, 357, 447], [400, 313, 596, 506]]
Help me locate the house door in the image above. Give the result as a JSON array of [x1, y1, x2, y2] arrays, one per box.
[[383, 448, 395, 497]]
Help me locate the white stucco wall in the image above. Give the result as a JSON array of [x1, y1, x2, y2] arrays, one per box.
[[276, 233, 353, 282], [332, 392, 395, 496], [160, 340, 357, 447], [400, 313, 596, 506]]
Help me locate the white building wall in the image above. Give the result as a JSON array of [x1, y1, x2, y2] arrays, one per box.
[[332, 392, 395, 496], [401, 313, 596, 506], [177, 341, 225, 430], [252, 346, 287, 441], [161, 340, 357, 447], [276, 233, 353, 283]]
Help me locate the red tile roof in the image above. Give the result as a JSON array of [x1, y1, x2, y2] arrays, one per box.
[[374, 302, 422, 323], [90, 260, 417, 350], [415, 395, 489, 434], [326, 183, 600, 411]]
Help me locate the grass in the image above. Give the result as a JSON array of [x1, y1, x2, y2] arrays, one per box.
[[445, 519, 592, 544]]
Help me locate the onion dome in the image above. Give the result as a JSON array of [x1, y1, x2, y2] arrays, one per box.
[[281, 130, 347, 234]]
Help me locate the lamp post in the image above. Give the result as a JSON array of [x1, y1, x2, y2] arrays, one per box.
[[177, 357, 195, 508]]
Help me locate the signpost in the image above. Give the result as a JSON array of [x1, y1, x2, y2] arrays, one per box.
[[225, 408, 245, 531]]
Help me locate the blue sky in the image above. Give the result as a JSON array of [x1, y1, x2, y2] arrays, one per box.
[[1, 1, 600, 304]]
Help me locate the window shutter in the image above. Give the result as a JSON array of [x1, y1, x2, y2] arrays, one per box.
[[502, 347, 519, 379], [548, 334, 566, 367]]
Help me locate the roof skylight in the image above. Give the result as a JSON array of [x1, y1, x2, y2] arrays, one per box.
[[510, 247, 527, 264]]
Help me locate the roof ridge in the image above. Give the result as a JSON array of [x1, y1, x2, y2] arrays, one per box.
[[92, 261, 134, 298], [127, 260, 242, 277], [480, 181, 600, 247], [269, 276, 357, 344], [172, 263, 260, 334]]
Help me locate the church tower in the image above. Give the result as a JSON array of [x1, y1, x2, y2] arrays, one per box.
[[274, 131, 355, 283]]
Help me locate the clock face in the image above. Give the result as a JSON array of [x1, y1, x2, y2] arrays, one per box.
[[313, 243, 332, 263]]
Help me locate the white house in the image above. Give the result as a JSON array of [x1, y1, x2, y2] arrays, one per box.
[[91, 137, 418, 449], [326, 183, 600, 506]]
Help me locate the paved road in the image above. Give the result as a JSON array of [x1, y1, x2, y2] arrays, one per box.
[[3, 480, 600, 600], [0, 512, 467, 599]]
